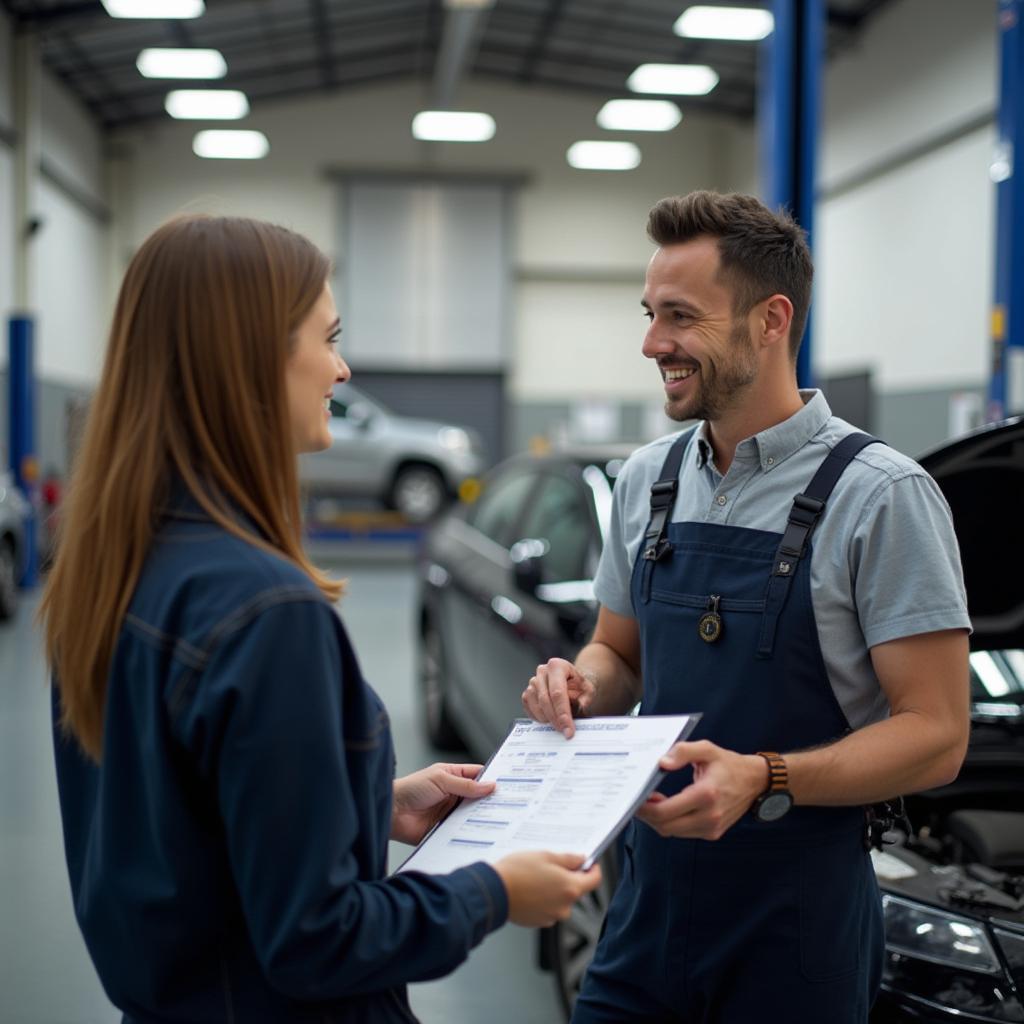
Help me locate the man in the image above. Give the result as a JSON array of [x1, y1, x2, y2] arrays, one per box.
[[522, 191, 970, 1023]]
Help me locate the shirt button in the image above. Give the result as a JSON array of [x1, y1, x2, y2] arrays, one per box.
[[766, 457, 775, 466], [716, 494, 727, 506]]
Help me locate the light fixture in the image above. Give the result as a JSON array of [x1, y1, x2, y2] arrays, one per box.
[[137, 48, 226, 79], [674, 5, 774, 41], [627, 63, 719, 96], [166, 90, 249, 120], [596, 99, 682, 132], [102, 0, 204, 18], [412, 110, 496, 142], [192, 130, 269, 160], [567, 141, 641, 171]]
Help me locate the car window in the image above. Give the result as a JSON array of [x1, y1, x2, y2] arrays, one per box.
[[468, 470, 538, 549], [516, 474, 593, 584]]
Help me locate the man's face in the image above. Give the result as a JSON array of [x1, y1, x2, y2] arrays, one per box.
[[641, 237, 758, 423]]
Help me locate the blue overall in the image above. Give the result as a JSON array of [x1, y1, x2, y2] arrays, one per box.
[[573, 432, 885, 1024]]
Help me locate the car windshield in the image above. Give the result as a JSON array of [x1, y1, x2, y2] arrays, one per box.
[[970, 650, 1024, 709]]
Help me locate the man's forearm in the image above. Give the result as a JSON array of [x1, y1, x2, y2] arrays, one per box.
[[575, 641, 642, 717], [787, 708, 967, 806]]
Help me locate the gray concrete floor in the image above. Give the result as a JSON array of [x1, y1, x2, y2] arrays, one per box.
[[0, 554, 564, 1024]]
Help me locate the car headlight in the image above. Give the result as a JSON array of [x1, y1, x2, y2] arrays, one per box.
[[883, 895, 1001, 974], [437, 427, 471, 454]]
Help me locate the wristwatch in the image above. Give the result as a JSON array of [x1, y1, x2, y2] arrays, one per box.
[[752, 752, 793, 823]]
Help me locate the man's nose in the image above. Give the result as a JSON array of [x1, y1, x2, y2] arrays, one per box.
[[642, 321, 673, 359]]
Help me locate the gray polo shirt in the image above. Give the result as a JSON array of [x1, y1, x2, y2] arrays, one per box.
[[594, 390, 971, 731]]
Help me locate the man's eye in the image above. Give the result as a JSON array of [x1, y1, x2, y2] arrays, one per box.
[[643, 311, 654, 321]]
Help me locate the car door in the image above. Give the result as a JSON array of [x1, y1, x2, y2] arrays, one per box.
[[440, 465, 542, 753], [509, 469, 601, 665]]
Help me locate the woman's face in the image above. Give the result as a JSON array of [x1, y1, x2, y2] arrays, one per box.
[[286, 283, 350, 454]]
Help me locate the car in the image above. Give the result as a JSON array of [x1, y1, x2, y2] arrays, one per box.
[[298, 382, 485, 523], [0, 470, 29, 621], [417, 418, 1024, 1021], [417, 443, 632, 1016]]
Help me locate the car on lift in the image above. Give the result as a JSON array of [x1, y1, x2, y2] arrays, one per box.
[[417, 418, 1024, 1022], [0, 470, 29, 622], [298, 382, 485, 523]]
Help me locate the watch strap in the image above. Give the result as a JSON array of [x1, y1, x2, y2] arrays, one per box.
[[755, 751, 788, 795]]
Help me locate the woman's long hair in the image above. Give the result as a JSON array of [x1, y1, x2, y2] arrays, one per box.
[[40, 215, 342, 761]]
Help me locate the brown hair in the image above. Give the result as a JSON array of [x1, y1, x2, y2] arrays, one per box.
[[40, 214, 342, 761], [647, 191, 813, 359]]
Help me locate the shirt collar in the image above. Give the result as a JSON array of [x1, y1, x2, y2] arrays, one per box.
[[693, 389, 832, 473]]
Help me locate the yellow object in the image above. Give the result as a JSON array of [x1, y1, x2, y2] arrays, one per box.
[[458, 477, 482, 504], [20, 454, 40, 484], [992, 305, 1007, 342]]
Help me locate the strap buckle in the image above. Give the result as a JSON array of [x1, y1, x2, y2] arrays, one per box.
[[649, 479, 677, 511]]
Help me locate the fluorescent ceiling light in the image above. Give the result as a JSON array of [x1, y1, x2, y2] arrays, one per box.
[[597, 99, 682, 132], [137, 48, 226, 79], [412, 110, 496, 142], [627, 63, 719, 95], [166, 90, 249, 120], [567, 141, 641, 171], [192, 130, 269, 160], [102, 0, 204, 17], [674, 6, 774, 41]]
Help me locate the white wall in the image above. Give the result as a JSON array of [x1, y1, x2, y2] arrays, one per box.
[[816, 0, 998, 391], [0, 13, 15, 366], [0, 8, 111, 387], [114, 77, 751, 404]]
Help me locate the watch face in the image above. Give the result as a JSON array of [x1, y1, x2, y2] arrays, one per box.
[[756, 792, 793, 822]]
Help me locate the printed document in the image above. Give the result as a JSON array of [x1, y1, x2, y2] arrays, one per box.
[[399, 714, 700, 874]]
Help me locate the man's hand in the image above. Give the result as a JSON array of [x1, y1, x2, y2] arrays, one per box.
[[636, 741, 768, 840], [391, 763, 495, 845], [522, 658, 596, 739]]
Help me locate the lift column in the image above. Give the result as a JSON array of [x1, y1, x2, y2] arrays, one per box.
[[758, 0, 825, 389], [7, 32, 41, 587], [990, 0, 1024, 421]]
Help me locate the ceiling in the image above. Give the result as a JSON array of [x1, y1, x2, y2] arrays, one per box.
[[1, 0, 895, 132]]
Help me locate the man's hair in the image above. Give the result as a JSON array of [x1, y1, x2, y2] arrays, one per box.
[[646, 191, 813, 359]]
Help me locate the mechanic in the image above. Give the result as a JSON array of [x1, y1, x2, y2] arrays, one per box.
[[522, 191, 971, 1023]]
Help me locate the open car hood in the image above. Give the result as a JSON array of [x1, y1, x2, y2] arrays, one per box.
[[916, 416, 1024, 651]]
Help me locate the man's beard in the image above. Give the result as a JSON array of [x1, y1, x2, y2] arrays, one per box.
[[665, 320, 758, 423]]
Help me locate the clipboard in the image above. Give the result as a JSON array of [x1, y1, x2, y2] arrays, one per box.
[[397, 713, 701, 875]]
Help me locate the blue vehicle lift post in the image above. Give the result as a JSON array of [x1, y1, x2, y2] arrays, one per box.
[[758, 0, 825, 390], [8, 32, 40, 586], [990, 0, 1024, 421]]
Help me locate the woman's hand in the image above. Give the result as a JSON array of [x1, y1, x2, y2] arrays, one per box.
[[493, 852, 602, 927], [391, 763, 495, 845]]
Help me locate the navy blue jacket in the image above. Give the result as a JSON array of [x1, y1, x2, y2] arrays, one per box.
[[53, 495, 507, 1023]]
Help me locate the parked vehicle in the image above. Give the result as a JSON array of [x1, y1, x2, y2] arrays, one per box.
[[417, 444, 631, 1015], [298, 382, 485, 523], [0, 471, 28, 621], [417, 418, 1024, 1021]]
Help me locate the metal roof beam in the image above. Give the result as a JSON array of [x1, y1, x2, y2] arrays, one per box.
[[432, 0, 493, 109], [310, 0, 336, 89]]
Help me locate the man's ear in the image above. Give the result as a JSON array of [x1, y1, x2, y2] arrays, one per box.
[[758, 294, 794, 351]]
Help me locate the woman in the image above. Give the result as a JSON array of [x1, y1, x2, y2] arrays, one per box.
[[41, 215, 599, 1023]]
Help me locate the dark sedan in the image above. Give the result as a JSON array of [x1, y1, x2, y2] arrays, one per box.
[[417, 419, 1024, 1022]]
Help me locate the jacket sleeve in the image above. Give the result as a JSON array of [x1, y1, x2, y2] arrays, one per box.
[[170, 591, 508, 1001]]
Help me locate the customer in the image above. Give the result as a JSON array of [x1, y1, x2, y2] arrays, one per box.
[[42, 215, 599, 1024]]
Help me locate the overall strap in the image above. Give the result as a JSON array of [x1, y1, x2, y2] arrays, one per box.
[[642, 427, 698, 563], [638, 427, 698, 603], [757, 432, 880, 658]]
